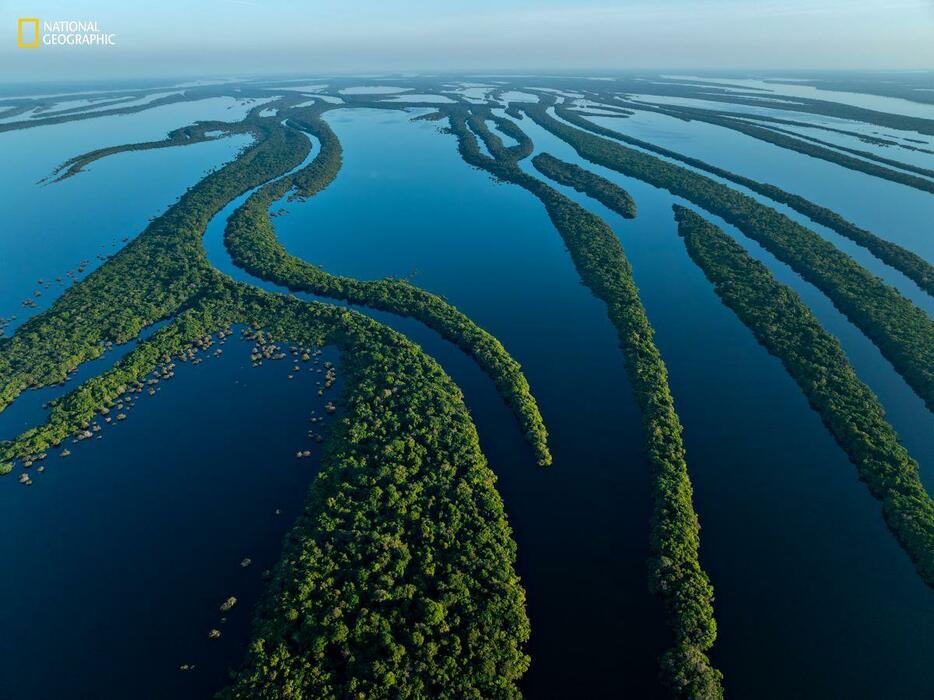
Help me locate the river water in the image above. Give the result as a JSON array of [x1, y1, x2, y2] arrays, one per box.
[[1, 90, 932, 699]]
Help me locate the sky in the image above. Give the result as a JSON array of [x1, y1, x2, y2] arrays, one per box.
[[2, 0, 933, 82]]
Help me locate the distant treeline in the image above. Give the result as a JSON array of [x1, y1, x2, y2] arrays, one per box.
[[613, 99, 934, 193], [524, 101, 934, 416], [552, 102, 934, 299]]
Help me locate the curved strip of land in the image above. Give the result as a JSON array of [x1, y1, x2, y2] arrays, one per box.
[[611, 99, 934, 192], [551, 102, 934, 298], [1, 99, 534, 696], [2, 283, 533, 698], [0, 116, 310, 414], [41, 95, 309, 182], [523, 101, 934, 415], [0, 85, 303, 134], [0, 90, 215, 133], [223, 290, 531, 698], [674, 205, 934, 588], [45, 122, 243, 182], [446, 107, 723, 698], [222, 107, 550, 465], [533, 152, 637, 218], [4, 103, 551, 466]]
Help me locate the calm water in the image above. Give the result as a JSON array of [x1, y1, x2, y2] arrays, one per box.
[[569, 108, 934, 495], [1, 90, 932, 699], [512, 111, 934, 698], [0, 97, 259, 332], [0, 329, 342, 699], [209, 108, 669, 698]]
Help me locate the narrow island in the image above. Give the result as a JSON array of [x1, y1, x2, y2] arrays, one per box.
[[444, 104, 723, 698], [225, 106, 551, 466], [674, 205, 934, 588], [523, 100, 934, 416], [550, 102, 934, 298]]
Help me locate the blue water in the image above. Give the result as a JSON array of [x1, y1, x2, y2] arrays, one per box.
[[0, 98, 254, 333], [663, 75, 934, 121], [0, 320, 169, 439], [510, 111, 934, 699], [586, 110, 934, 261], [551, 108, 934, 499], [1, 88, 933, 700], [0, 329, 342, 699], [212, 107, 669, 698]]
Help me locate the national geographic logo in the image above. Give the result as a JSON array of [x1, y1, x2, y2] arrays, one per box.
[[16, 18, 39, 48], [17, 18, 117, 47]]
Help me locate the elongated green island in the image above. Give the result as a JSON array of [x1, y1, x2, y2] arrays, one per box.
[[4, 282, 533, 698], [532, 152, 637, 218], [0, 116, 310, 414], [4, 75, 932, 699], [550, 103, 934, 299], [445, 105, 723, 698], [674, 205, 934, 587], [612, 99, 934, 193], [220, 291, 531, 699], [524, 101, 934, 415], [0, 101, 535, 697], [225, 107, 551, 466]]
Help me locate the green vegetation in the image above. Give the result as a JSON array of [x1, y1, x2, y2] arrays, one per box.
[[525, 102, 934, 414], [662, 106, 934, 154], [553, 103, 934, 298], [611, 81, 934, 136], [446, 107, 723, 698], [0, 90, 212, 133], [225, 107, 551, 465], [46, 122, 242, 182], [489, 114, 535, 160], [1, 98, 533, 696], [532, 152, 636, 219], [43, 95, 309, 183], [758, 121, 934, 179], [0, 84, 290, 134], [1, 283, 533, 698], [460, 109, 533, 162], [674, 206, 934, 588], [0, 116, 310, 413], [10, 78, 931, 697], [221, 291, 530, 699], [613, 100, 934, 193]]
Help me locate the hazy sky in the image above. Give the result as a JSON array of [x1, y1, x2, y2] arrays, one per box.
[[2, 0, 933, 82]]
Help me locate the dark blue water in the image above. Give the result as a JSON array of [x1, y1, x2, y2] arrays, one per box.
[[209, 107, 669, 698], [511, 112, 934, 699], [0, 98, 255, 333], [0, 330, 342, 699], [1, 92, 933, 700], [543, 107, 934, 496], [0, 320, 169, 439]]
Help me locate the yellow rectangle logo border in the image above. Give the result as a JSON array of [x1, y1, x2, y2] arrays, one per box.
[[18, 18, 40, 48]]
